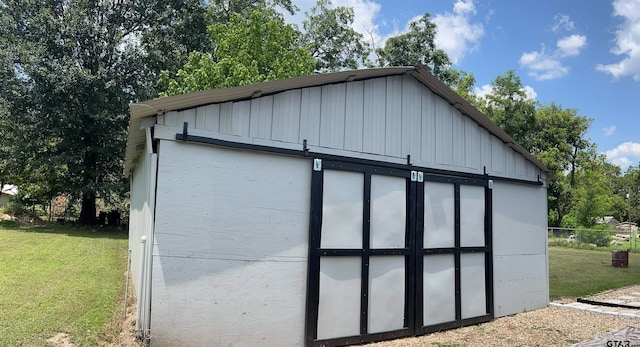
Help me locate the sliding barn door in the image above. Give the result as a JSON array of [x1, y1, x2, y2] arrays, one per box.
[[417, 177, 493, 333], [306, 160, 493, 346]]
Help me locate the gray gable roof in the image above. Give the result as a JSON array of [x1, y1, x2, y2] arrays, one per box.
[[126, 66, 550, 175]]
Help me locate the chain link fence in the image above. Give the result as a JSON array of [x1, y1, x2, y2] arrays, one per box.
[[548, 227, 639, 251]]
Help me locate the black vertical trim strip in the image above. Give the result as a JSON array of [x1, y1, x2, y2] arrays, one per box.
[[454, 183, 462, 321], [485, 185, 494, 318], [406, 178, 417, 332], [305, 165, 323, 345], [361, 173, 372, 335], [415, 181, 424, 329]]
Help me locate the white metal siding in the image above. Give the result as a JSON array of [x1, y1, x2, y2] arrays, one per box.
[[128, 140, 156, 289], [150, 140, 310, 347], [128, 131, 157, 335], [155, 75, 543, 182], [492, 182, 549, 317]]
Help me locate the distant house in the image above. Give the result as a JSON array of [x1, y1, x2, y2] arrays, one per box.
[[616, 222, 638, 233], [0, 185, 18, 206], [597, 216, 620, 228]]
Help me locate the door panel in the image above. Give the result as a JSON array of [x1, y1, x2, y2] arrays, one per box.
[[423, 255, 456, 325], [320, 170, 364, 249], [460, 253, 487, 319], [317, 257, 362, 339], [370, 175, 406, 249], [460, 185, 485, 247], [367, 256, 406, 333], [423, 182, 455, 248]]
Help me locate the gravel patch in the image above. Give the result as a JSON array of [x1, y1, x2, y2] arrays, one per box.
[[363, 306, 640, 346]]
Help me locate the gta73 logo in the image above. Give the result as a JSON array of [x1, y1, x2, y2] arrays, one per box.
[[607, 341, 632, 347]]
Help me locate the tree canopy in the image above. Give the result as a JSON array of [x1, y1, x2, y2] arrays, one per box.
[[0, 0, 200, 223], [0, 0, 636, 229]]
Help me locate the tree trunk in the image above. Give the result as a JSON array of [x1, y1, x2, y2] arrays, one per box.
[[78, 191, 97, 225]]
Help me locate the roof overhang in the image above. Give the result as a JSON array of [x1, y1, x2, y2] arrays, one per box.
[[125, 66, 551, 177]]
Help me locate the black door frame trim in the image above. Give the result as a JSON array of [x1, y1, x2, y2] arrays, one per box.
[[306, 159, 494, 347], [175, 131, 544, 187]]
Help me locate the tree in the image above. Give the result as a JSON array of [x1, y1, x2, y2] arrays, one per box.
[[569, 149, 616, 228], [206, 0, 297, 23], [533, 103, 592, 226], [479, 70, 538, 151], [301, 0, 370, 72], [374, 13, 452, 80], [160, 9, 316, 95], [0, 0, 199, 224]]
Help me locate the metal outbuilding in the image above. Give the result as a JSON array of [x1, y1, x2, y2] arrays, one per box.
[[125, 66, 550, 346]]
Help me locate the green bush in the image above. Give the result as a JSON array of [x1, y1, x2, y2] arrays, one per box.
[[576, 229, 611, 247], [0, 202, 32, 217]]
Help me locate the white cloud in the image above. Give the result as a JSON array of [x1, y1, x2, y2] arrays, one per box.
[[473, 84, 537, 100], [557, 34, 587, 57], [474, 84, 493, 99], [519, 46, 569, 80], [603, 125, 617, 136], [605, 142, 640, 169], [433, 0, 485, 64], [333, 0, 382, 41], [551, 14, 575, 32], [522, 85, 538, 99], [595, 0, 640, 81], [519, 33, 587, 80]]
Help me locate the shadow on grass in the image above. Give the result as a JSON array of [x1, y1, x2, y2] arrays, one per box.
[[0, 220, 127, 240]]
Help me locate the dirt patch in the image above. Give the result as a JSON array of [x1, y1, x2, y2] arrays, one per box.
[[101, 270, 143, 347], [364, 302, 640, 347], [47, 333, 74, 347]]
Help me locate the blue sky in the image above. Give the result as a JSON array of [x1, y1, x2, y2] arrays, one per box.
[[287, 0, 640, 172]]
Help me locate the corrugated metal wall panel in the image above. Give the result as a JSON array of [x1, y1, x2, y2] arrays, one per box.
[[203, 104, 220, 132], [480, 131, 491, 172], [464, 118, 481, 169], [320, 84, 346, 149], [182, 108, 196, 128], [249, 95, 273, 140], [164, 111, 179, 127], [385, 76, 403, 157], [195, 106, 206, 129], [420, 89, 436, 164], [491, 137, 505, 174], [218, 102, 234, 135], [299, 87, 322, 145], [362, 79, 386, 154], [273, 90, 301, 143], [161, 75, 543, 181], [435, 101, 453, 166], [402, 78, 423, 160], [231, 101, 251, 137], [452, 110, 465, 167], [344, 81, 364, 152]]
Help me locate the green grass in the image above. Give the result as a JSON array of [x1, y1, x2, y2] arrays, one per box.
[[0, 221, 128, 346], [549, 246, 640, 299]]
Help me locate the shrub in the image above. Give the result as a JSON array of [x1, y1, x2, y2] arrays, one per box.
[[576, 229, 611, 247]]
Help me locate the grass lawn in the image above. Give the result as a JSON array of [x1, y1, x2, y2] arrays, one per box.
[[0, 220, 128, 346], [549, 246, 640, 299]]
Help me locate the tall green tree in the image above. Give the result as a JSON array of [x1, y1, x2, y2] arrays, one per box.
[[533, 103, 592, 227], [160, 9, 316, 95], [0, 0, 200, 224], [301, 0, 370, 72], [479, 70, 538, 151], [374, 13, 451, 80], [206, 0, 297, 23]]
